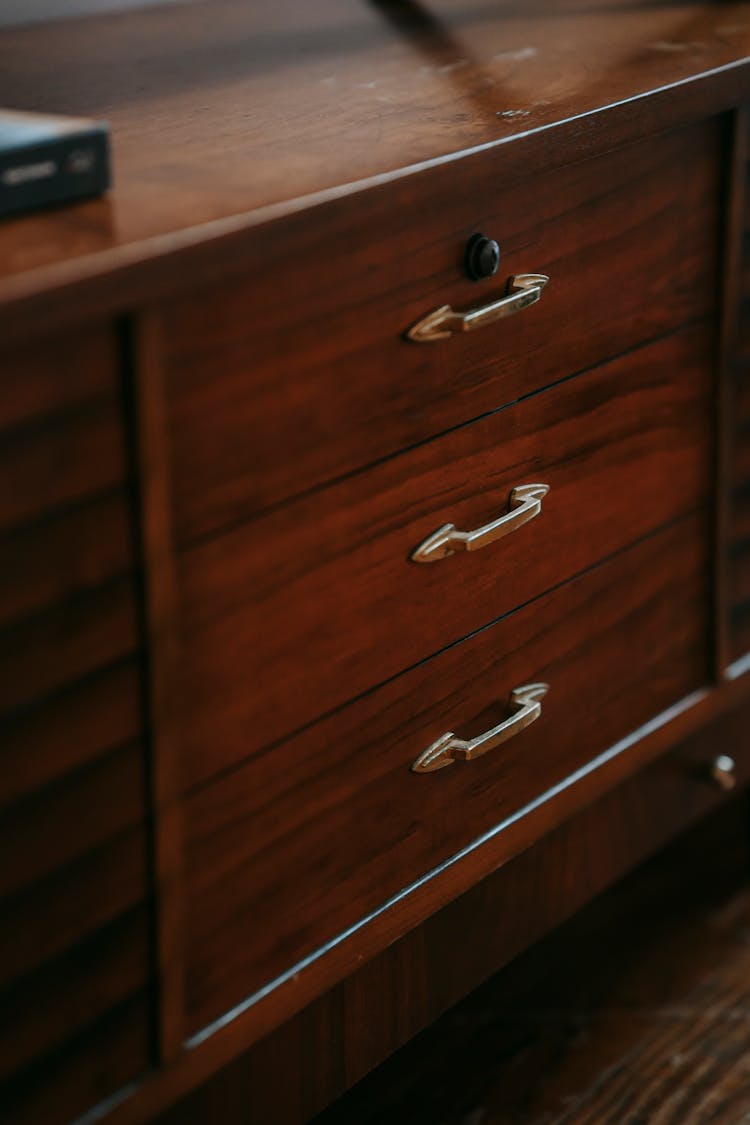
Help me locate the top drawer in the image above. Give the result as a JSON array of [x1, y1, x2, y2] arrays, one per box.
[[163, 119, 720, 544]]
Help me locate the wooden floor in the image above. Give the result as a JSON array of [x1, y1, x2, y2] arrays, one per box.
[[315, 797, 750, 1125]]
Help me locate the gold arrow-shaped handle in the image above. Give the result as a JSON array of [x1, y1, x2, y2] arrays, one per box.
[[407, 273, 549, 343], [412, 683, 549, 774], [411, 483, 549, 563]]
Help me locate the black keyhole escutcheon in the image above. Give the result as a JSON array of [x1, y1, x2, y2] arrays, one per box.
[[465, 233, 501, 281]]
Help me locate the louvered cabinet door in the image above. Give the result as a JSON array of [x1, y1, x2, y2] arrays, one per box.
[[0, 326, 154, 1125]]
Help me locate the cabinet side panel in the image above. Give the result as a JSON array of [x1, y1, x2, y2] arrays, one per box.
[[0, 326, 155, 1124], [727, 108, 750, 667]]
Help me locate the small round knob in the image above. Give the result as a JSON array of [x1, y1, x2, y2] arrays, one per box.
[[465, 234, 501, 281], [710, 754, 737, 792]]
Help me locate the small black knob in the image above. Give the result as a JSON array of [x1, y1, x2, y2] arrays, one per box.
[[465, 234, 501, 281]]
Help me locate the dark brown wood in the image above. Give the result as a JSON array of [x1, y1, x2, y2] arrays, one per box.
[[0, 906, 151, 1083], [312, 792, 750, 1125], [0, 659, 141, 806], [0, 8, 749, 1124], [0, 742, 145, 898], [0, 323, 155, 1124], [130, 311, 186, 1061], [727, 108, 750, 669], [88, 678, 750, 1125], [165, 123, 720, 541], [184, 513, 710, 1035], [0, 995, 151, 1125], [0, 825, 147, 989], [153, 699, 750, 1125], [0, 577, 138, 712], [179, 324, 714, 788], [0, 491, 133, 629], [0, 396, 127, 533], [0, 326, 117, 430], [0, 2, 747, 338]]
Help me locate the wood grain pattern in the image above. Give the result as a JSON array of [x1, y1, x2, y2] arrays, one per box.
[[165, 122, 719, 541], [0, 825, 147, 990], [0, 8, 745, 1122], [0, 396, 128, 534], [0, 491, 132, 629], [0, 326, 117, 430], [155, 701, 750, 1125], [0, 578, 139, 714], [178, 324, 714, 788], [312, 788, 750, 1125], [184, 513, 711, 1035], [0, 995, 151, 1125], [0, 0, 747, 336], [0, 659, 141, 806], [129, 311, 187, 1061], [0, 907, 150, 1082], [728, 108, 750, 667], [0, 327, 154, 1125], [0, 742, 145, 899]]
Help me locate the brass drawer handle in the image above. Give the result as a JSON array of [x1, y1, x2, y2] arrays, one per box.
[[412, 683, 549, 774], [411, 483, 549, 563], [407, 273, 549, 343]]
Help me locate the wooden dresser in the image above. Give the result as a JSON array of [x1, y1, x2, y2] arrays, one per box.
[[2, 2, 750, 1122]]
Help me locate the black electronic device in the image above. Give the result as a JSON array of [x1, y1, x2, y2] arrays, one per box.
[[0, 108, 110, 219]]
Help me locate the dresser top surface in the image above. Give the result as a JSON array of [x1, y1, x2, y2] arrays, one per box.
[[1, 0, 749, 321]]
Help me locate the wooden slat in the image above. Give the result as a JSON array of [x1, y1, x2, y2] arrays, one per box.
[[0, 320, 154, 1125], [0, 396, 126, 533], [0, 659, 142, 806], [0, 742, 145, 898], [0, 578, 138, 713], [0, 326, 117, 431], [0, 491, 132, 629], [0, 906, 150, 1081], [0, 825, 147, 989], [0, 994, 150, 1125]]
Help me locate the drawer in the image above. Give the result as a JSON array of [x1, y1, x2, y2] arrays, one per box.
[[178, 324, 712, 788], [184, 512, 711, 1034], [164, 119, 720, 543]]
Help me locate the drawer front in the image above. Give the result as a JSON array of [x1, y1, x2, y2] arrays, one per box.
[[179, 324, 712, 788], [164, 119, 720, 543], [184, 513, 710, 1034]]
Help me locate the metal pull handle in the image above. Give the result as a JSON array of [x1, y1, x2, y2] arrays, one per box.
[[407, 273, 549, 343], [412, 683, 549, 774], [411, 483, 549, 563]]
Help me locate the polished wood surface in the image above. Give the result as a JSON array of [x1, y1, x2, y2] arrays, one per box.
[[0, 330, 153, 1123], [155, 701, 750, 1125], [0, 5, 749, 1123], [0, 0, 748, 331], [728, 110, 750, 666], [185, 513, 710, 1034], [165, 121, 719, 539], [313, 791, 750, 1125], [179, 325, 713, 787]]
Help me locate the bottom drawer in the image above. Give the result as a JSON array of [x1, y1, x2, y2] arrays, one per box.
[[185, 512, 711, 1034]]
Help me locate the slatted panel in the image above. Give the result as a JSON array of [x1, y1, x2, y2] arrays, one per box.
[[729, 112, 750, 664], [0, 329, 153, 1124]]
